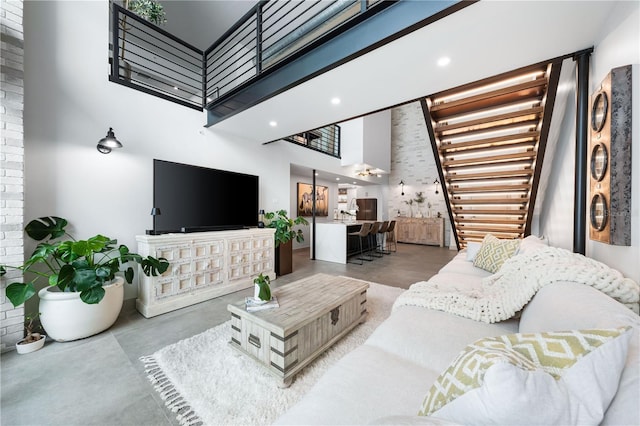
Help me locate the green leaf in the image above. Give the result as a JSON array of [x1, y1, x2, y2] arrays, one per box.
[[87, 235, 112, 253], [80, 287, 105, 304], [0, 265, 5, 276], [56, 241, 79, 263], [140, 256, 169, 277], [25, 216, 68, 241], [49, 274, 58, 287], [6, 282, 36, 307], [124, 267, 134, 283], [95, 266, 112, 279], [57, 264, 75, 291], [73, 268, 98, 292]]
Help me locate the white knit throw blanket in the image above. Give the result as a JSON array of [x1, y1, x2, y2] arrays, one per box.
[[393, 246, 640, 323]]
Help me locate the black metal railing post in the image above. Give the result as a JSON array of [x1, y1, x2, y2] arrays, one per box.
[[256, 2, 263, 75], [112, 4, 120, 78]]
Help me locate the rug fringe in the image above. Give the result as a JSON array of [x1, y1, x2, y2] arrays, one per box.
[[140, 355, 203, 426]]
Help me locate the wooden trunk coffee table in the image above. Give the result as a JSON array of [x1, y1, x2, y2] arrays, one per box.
[[227, 273, 369, 387]]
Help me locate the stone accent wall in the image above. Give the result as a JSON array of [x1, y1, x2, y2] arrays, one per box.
[[0, 0, 25, 352], [389, 101, 452, 247]]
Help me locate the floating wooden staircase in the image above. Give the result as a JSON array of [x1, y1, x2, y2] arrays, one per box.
[[421, 62, 563, 249]]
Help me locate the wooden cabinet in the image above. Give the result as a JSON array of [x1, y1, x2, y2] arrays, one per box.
[[356, 198, 377, 220], [395, 217, 444, 247], [136, 228, 275, 317]]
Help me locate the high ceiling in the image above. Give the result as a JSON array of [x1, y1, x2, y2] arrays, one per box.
[[205, 1, 619, 143]]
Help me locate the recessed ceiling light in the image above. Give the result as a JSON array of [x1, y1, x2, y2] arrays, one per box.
[[269, 121, 277, 127], [352, 181, 356, 184], [336, 177, 340, 181], [331, 97, 341, 105], [315, 172, 319, 176], [437, 57, 451, 67], [174, 86, 179, 90]]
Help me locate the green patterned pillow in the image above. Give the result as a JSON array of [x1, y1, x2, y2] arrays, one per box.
[[473, 234, 520, 273], [418, 327, 631, 425]]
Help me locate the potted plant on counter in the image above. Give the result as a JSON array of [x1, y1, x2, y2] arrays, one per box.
[[1, 216, 169, 342], [264, 210, 309, 276]]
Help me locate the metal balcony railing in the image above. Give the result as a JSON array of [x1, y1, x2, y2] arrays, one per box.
[[110, 4, 204, 110], [283, 124, 341, 158], [204, 0, 383, 106]]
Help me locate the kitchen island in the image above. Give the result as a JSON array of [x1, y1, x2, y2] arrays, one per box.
[[310, 220, 376, 264]]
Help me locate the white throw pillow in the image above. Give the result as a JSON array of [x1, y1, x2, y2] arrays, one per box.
[[418, 327, 631, 425], [515, 234, 548, 256], [465, 242, 482, 261]]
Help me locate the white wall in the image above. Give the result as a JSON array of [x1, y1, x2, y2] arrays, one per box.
[[538, 1, 639, 283], [22, 1, 345, 300], [362, 109, 391, 172]]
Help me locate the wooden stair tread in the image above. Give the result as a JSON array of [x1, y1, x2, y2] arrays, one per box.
[[440, 138, 538, 155], [430, 77, 548, 118], [443, 151, 536, 167], [435, 106, 544, 133], [447, 169, 533, 181], [456, 224, 524, 231], [451, 198, 528, 205], [451, 184, 531, 193], [453, 209, 527, 215], [455, 218, 527, 224]]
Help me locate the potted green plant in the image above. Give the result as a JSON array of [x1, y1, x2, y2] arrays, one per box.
[[15, 312, 45, 355], [264, 210, 309, 276], [253, 273, 271, 302], [0, 216, 169, 342]]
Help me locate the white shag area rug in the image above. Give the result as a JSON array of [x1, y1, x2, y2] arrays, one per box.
[[140, 280, 404, 426]]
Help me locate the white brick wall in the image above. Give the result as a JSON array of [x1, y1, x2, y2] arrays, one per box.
[[1, 0, 25, 352], [389, 102, 452, 247]]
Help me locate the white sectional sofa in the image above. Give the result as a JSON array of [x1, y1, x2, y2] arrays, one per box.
[[276, 237, 640, 425]]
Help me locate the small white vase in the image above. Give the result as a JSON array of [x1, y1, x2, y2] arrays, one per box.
[[38, 277, 124, 342], [16, 335, 46, 354]]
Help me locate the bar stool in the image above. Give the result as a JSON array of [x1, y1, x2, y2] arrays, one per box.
[[348, 222, 372, 265], [386, 220, 397, 252], [377, 221, 390, 254], [367, 222, 383, 258]]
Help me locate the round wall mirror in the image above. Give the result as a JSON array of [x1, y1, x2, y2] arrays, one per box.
[[591, 92, 608, 132], [590, 143, 608, 181], [590, 193, 608, 232]]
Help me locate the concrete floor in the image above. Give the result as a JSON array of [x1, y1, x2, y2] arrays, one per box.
[[1, 243, 456, 426]]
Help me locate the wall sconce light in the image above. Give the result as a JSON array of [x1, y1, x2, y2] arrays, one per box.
[[97, 127, 123, 154], [399, 180, 405, 196], [434, 179, 440, 194], [146, 207, 162, 235]]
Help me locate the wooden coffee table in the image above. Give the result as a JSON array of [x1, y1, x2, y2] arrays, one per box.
[[227, 273, 369, 387]]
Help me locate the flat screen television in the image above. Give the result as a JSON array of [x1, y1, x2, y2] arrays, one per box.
[[152, 159, 259, 233]]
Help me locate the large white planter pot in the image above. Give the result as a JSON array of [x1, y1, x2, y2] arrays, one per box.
[[38, 277, 124, 342]]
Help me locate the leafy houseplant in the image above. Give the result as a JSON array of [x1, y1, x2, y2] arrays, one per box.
[[264, 210, 309, 247], [1, 216, 169, 307], [253, 273, 271, 302], [264, 210, 309, 276]]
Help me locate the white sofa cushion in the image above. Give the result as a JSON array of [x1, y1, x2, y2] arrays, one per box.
[[275, 345, 440, 425], [419, 327, 632, 425], [365, 305, 518, 373], [519, 282, 640, 425]]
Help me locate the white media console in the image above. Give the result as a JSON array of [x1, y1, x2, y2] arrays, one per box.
[[135, 228, 275, 317]]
